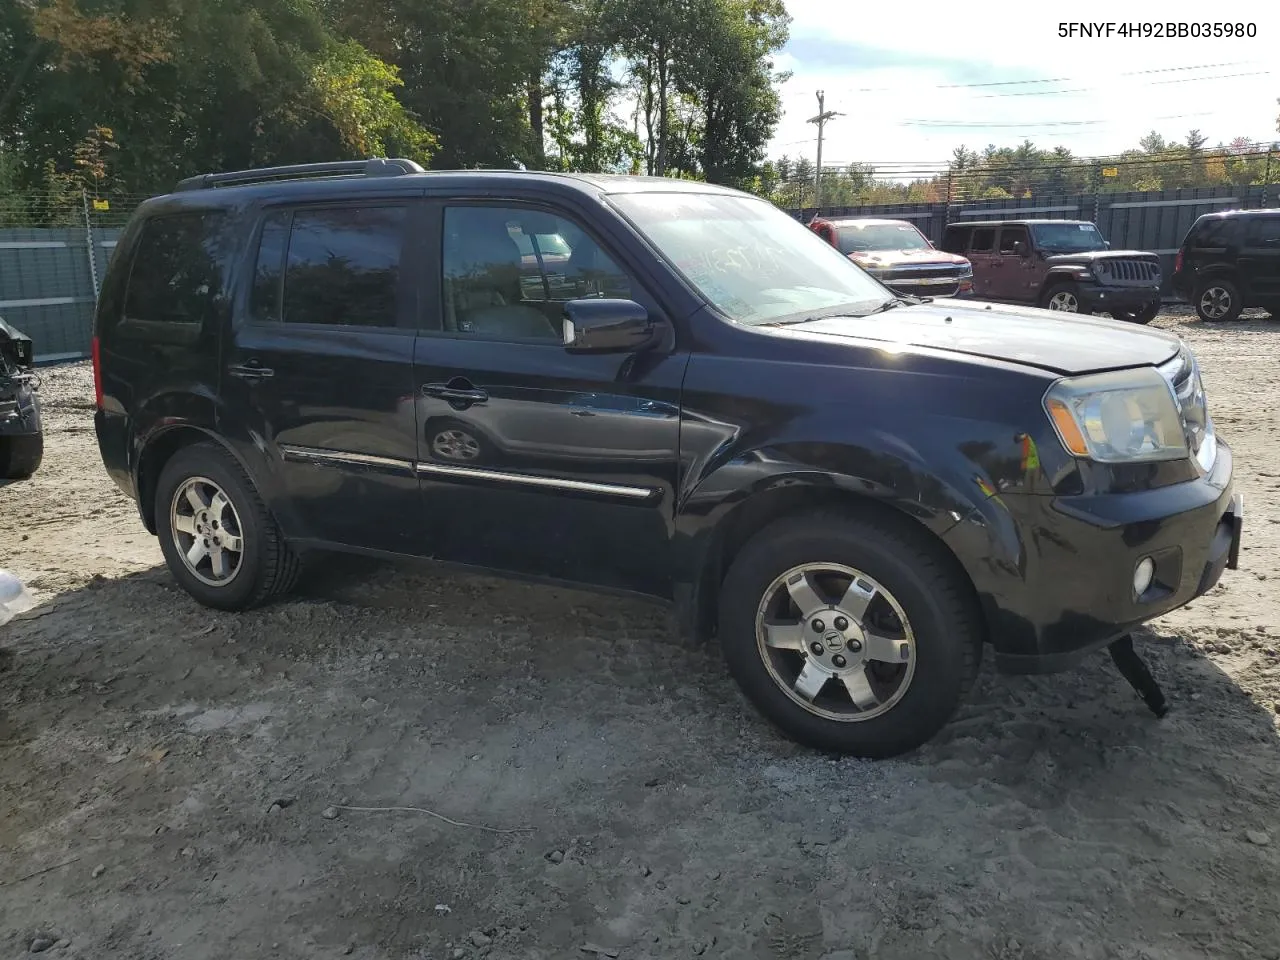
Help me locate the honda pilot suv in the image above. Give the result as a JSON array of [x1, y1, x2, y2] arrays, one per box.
[[941, 219, 1163, 323], [93, 160, 1243, 758], [1171, 208, 1280, 323]]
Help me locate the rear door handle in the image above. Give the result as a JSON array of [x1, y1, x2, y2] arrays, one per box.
[[422, 381, 488, 404], [228, 361, 274, 380]]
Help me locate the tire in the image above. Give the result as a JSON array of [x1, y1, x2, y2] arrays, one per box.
[[0, 432, 43, 481], [1110, 301, 1160, 325], [718, 511, 982, 758], [1039, 282, 1081, 312], [1194, 278, 1243, 323], [155, 442, 301, 611]]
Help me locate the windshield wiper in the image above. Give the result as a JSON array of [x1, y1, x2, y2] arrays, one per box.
[[860, 295, 918, 316]]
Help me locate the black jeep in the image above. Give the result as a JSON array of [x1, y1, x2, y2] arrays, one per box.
[[940, 219, 1163, 323], [93, 160, 1242, 758]]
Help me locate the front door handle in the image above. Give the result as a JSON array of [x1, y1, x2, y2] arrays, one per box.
[[422, 380, 488, 405], [229, 361, 274, 380]]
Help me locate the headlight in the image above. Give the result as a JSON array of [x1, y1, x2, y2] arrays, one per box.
[[1043, 366, 1187, 463]]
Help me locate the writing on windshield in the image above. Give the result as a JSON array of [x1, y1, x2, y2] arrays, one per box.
[[612, 192, 890, 324]]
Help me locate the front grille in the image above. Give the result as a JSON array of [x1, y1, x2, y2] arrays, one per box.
[[1096, 258, 1160, 286], [880, 265, 967, 281], [887, 279, 961, 297], [1159, 347, 1215, 471]]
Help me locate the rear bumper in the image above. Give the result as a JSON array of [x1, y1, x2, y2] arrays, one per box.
[[946, 441, 1240, 674], [94, 408, 136, 500]]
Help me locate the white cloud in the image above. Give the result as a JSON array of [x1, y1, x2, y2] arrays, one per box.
[[769, 0, 1280, 170]]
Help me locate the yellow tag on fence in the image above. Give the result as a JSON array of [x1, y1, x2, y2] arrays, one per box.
[[92, 199, 110, 211]]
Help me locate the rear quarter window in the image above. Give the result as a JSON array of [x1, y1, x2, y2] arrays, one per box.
[[122, 210, 234, 327], [1188, 217, 1237, 248], [940, 227, 970, 254]]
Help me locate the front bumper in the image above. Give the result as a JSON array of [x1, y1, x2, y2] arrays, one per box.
[[1077, 284, 1161, 312], [947, 441, 1241, 674]]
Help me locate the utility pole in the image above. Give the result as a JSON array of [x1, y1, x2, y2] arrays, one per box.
[[807, 90, 842, 211]]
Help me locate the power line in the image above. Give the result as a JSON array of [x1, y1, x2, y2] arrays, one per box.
[[777, 59, 1264, 98], [900, 111, 1215, 129]]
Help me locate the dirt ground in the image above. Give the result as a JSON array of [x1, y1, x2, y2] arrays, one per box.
[[3, 308, 1279, 960]]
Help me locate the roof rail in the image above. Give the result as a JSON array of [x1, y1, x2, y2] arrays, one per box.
[[174, 157, 425, 192]]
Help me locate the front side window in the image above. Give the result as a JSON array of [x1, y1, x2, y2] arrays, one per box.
[[834, 223, 931, 254], [610, 192, 891, 325], [123, 210, 232, 325], [1031, 222, 1106, 253], [998, 226, 1030, 253], [1244, 216, 1280, 246], [441, 205, 633, 340]]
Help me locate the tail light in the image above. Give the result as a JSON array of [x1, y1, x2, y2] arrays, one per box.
[[91, 335, 103, 409], [1174, 249, 1184, 274]]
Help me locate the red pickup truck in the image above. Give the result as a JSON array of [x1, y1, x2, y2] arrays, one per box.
[[810, 217, 974, 299]]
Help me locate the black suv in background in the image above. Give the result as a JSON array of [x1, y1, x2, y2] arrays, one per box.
[[93, 159, 1242, 758], [940, 219, 1163, 323], [1172, 208, 1280, 323], [1, 315, 42, 486]]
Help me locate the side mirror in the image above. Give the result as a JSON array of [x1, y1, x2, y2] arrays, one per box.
[[1012, 240, 1029, 258], [1104, 240, 1111, 249], [562, 299, 662, 354]]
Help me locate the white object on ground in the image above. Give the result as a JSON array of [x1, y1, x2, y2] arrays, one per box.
[[0, 569, 34, 625]]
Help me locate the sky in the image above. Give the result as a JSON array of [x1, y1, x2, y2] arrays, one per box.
[[768, 0, 1280, 176]]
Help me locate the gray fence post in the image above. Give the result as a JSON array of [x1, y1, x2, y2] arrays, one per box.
[[81, 190, 100, 296], [1265, 145, 1274, 209]]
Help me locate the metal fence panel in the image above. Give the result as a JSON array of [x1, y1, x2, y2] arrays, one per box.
[[0, 228, 99, 359]]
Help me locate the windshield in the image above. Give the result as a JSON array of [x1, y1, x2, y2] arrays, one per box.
[[1032, 222, 1107, 253], [610, 192, 892, 325], [834, 222, 931, 254]]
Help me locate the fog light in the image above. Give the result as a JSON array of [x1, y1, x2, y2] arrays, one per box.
[[1133, 557, 1155, 596]]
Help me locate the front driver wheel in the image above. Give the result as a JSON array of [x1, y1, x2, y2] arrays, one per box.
[[1040, 282, 1081, 312], [156, 443, 301, 610], [718, 512, 982, 758]]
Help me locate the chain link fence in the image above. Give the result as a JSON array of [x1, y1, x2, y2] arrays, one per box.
[[0, 192, 144, 360]]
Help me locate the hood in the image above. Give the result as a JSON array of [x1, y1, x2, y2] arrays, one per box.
[[788, 299, 1180, 375], [1045, 249, 1159, 265], [848, 248, 969, 269]]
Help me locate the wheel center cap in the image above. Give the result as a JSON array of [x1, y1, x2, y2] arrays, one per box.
[[823, 630, 844, 653]]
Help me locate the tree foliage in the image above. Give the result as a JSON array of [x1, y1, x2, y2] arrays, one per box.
[[1, 0, 789, 201], [763, 129, 1280, 210]]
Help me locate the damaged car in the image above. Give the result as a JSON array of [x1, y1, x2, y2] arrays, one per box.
[[1, 316, 43, 486]]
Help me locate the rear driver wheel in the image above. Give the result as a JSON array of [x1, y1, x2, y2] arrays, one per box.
[[718, 512, 982, 758]]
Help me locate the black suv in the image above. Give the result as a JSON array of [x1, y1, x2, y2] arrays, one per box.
[[940, 220, 1163, 323], [1172, 208, 1280, 323], [93, 159, 1243, 758]]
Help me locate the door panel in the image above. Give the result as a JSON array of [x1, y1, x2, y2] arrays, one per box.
[[994, 226, 1035, 302], [413, 201, 685, 598], [965, 227, 998, 299], [221, 199, 424, 553], [1241, 216, 1280, 302]]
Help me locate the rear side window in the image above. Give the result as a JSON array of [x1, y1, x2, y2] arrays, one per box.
[[123, 211, 232, 325], [969, 227, 995, 253], [1189, 217, 1236, 247], [249, 204, 409, 328]]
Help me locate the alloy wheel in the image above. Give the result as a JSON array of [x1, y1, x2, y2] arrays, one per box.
[[169, 476, 245, 587], [1199, 286, 1233, 320], [1048, 291, 1079, 311], [432, 428, 482, 461], [754, 563, 916, 722]]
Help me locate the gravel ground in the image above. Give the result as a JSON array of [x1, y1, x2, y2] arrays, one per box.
[[2, 308, 1279, 960]]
